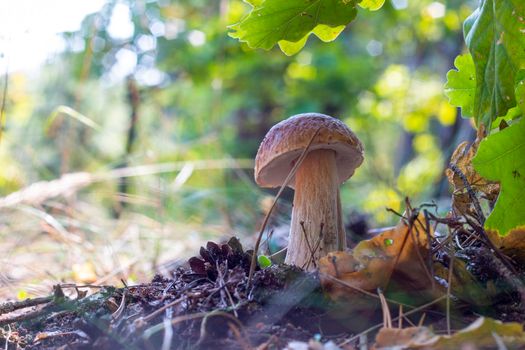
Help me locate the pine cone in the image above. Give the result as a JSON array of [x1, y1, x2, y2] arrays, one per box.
[[188, 237, 256, 280]]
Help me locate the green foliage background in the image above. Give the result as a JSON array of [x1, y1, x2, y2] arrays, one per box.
[[0, 0, 493, 294], [2, 0, 471, 223]]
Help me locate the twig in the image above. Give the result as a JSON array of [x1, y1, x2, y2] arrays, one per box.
[[111, 291, 127, 321], [423, 210, 436, 289], [383, 211, 413, 289], [320, 272, 378, 299], [300, 222, 317, 270], [4, 324, 11, 350], [0, 296, 53, 316], [385, 201, 434, 291], [138, 297, 185, 325], [410, 216, 435, 287], [58, 283, 110, 289], [448, 164, 485, 225], [216, 261, 238, 318], [269, 246, 287, 258], [464, 216, 519, 276], [265, 229, 274, 255], [417, 313, 426, 327], [398, 305, 403, 329], [446, 228, 455, 336], [310, 224, 324, 267], [0, 308, 48, 326], [247, 127, 322, 288]]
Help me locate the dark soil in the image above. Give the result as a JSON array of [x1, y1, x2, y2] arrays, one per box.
[[0, 239, 357, 350]]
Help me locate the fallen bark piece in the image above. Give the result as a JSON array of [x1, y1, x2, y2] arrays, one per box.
[[372, 317, 525, 349]]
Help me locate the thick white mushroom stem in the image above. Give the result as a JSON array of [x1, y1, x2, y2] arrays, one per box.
[[285, 149, 346, 270]]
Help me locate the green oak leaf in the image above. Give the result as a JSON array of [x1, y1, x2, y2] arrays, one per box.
[[229, 0, 357, 55], [463, 0, 525, 128], [278, 36, 309, 56], [444, 54, 476, 118], [472, 119, 525, 236], [359, 0, 386, 11], [278, 24, 346, 56]]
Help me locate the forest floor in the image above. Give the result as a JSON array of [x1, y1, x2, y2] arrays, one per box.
[[2, 204, 525, 350]]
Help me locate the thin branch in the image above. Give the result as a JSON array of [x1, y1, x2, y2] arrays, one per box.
[[0, 296, 53, 316], [448, 164, 485, 225]]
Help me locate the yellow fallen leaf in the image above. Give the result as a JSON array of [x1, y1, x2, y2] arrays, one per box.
[[372, 317, 525, 349], [488, 228, 525, 264], [72, 262, 98, 284]]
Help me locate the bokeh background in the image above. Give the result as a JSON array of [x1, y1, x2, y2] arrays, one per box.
[[0, 0, 475, 299]]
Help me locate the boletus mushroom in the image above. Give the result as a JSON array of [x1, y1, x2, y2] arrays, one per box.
[[254, 113, 364, 270]]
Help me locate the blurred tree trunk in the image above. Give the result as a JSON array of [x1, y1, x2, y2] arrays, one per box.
[[114, 77, 140, 217]]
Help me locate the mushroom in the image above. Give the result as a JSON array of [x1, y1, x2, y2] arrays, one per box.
[[254, 113, 364, 270]]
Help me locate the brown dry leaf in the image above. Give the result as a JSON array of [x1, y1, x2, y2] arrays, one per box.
[[318, 214, 432, 300], [488, 227, 525, 264], [445, 126, 499, 216], [372, 317, 525, 349], [372, 326, 435, 349]]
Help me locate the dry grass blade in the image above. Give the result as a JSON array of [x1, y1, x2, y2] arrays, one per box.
[[111, 291, 127, 321], [46, 105, 101, 132], [378, 289, 392, 328], [0, 173, 93, 209], [0, 159, 254, 210], [4, 324, 12, 350], [247, 127, 322, 287]]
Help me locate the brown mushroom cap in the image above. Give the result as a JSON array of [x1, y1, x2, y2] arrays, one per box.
[[255, 113, 364, 189]]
